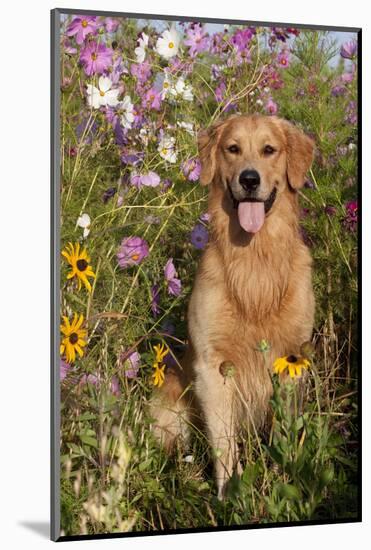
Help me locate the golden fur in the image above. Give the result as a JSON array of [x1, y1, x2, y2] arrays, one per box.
[[150, 114, 315, 498]]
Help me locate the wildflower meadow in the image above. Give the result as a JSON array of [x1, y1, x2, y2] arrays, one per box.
[[57, 12, 359, 536]]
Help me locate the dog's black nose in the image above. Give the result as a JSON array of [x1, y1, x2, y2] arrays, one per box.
[[239, 169, 260, 191]]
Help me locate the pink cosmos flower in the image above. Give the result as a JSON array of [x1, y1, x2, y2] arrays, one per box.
[[343, 200, 358, 232], [110, 376, 120, 396], [130, 171, 161, 188], [117, 236, 149, 268], [182, 158, 201, 182], [231, 28, 254, 53], [142, 87, 162, 111], [164, 259, 182, 297], [277, 49, 290, 68], [340, 40, 357, 60], [130, 61, 152, 84], [104, 18, 120, 33], [60, 360, 71, 381], [80, 41, 113, 76], [121, 350, 141, 379], [66, 16, 99, 45], [265, 98, 278, 115], [184, 23, 210, 57]]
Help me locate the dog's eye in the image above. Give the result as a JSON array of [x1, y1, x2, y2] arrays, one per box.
[[263, 145, 276, 156], [227, 144, 240, 154]]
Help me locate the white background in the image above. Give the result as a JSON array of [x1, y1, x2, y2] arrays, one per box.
[[0, 0, 368, 547]]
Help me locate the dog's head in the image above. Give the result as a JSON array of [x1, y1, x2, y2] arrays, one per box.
[[198, 114, 314, 233]]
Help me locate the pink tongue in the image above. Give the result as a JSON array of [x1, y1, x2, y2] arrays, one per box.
[[237, 201, 265, 233]]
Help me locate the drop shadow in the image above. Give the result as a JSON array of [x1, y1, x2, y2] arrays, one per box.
[[18, 521, 50, 539]]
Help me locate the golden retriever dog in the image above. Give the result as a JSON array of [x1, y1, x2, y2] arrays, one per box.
[[150, 114, 315, 498]]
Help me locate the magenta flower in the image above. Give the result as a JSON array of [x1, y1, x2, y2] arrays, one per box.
[[277, 49, 290, 68], [164, 259, 182, 297], [151, 284, 161, 317], [104, 17, 120, 33], [182, 158, 201, 182], [231, 27, 254, 53], [215, 81, 226, 103], [60, 360, 71, 381], [130, 171, 161, 188], [190, 224, 209, 249], [184, 23, 210, 57], [120, 350, 141, 378], [66, 16, 99, 45], [343, 200, 358, 232], [80, 41, 113, 76], [117, 236, 149, 268], [340, 40, 357, 60], [265, 98, 278, 115]]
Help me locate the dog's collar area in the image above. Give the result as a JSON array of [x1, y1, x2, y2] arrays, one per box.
[[228, 185, 277, 214]]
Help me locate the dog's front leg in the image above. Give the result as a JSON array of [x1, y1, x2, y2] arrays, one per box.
[[195, 359, 239, 499]]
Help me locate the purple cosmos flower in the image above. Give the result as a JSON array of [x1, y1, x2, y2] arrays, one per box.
[[340, 40, 357, 60], [343, 200, 358, 232], [104, 18, 119, 33], [265, 98, 278, 115], [304, 179, 315, 189], [130, 171, 161, 188], [331, 85, 346, 97], [121, 151, 144, 166], [109, 55, 128, 84], [190, 224, 209, 249], [215, 81, 226, 103], [66, 16, 99, 45], [277, 49, 290, 68], [345, 101, 357, 125], [120, 350, 141, 378], [184, 23, 210, 57], [117, 236, 149, 268], [110, 376, 120, 396], [130, 61, 152, 84], [231, 27, 254, 53], [80, 41, 113, 76], [103, 187, 117, 203], [151, 284, 160, 317], [60, 360, 71, 381], [142, 87, 162, 111], [182, 158, 201, 182], [164, 259, 182, 296], [341, 70, 355, 84]]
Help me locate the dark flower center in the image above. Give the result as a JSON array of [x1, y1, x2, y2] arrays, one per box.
[[287, 355, 298, 363], [69, 332, 78, 345], [77, 259, 88, 271], [91, 53, 97, 60]]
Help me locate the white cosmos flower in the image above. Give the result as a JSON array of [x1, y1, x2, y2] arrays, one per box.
[[169, 76, 194, 102], [86, 76, 120, 109], [158, 135, 177, 164], [177, 121, 195, 135], [134, 32, 149, 63], [76, 213, 91, 238], [155, 25, 180, 59], [119, 95, 135, 129]]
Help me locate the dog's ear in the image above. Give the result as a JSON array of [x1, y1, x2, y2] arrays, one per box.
[[197, 119, 226, 186], [280, 120, 315, 189]]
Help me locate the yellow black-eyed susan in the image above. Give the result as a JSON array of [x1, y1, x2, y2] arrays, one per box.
[[60, 313, 87, 363], [62, 242, 96, 292], [273, 354, 310, 379], [152, 362, 166, 387]]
